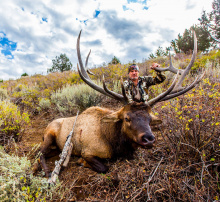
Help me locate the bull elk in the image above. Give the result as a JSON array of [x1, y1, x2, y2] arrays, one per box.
[[34, 31, 204, 177]]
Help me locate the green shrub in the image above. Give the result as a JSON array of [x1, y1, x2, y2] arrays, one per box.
[[51, 82, 103, 114], [0, 101, 30, 145], [0, 146, 61, 201], [0, 88, 8, 101], [38, 98, 51, 111], [21, 72, 28, 77]]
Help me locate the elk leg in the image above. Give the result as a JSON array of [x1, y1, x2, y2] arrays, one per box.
[[84, 156, 108, 173], [34, 133, 55, 178], [77, 157, 92, 168], [32, 159, 41, 174]]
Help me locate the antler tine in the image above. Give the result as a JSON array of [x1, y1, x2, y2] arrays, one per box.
[[120, 77, 129, 103], [77, 64, 115, 98], [154, 53, 183, 75], [85, 49, 95, 76], [160, 71, 205, 102], [148, 71, 179, 107], [102, 75, 129, 103], [173, 31, 197, 92], [77, 30, 91, 81]]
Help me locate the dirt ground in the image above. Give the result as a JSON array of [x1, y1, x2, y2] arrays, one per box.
[[20, 112, 52, 148]]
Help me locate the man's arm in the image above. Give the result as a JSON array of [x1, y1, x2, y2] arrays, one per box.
[[142, 71, 166, 86], [143, 63, 166, 86], [154, 71, 166, 84]]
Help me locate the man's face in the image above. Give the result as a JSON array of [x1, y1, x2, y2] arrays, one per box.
[[129, 69, 139, 81]]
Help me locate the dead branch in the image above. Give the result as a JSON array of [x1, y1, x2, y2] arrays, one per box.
[[129, 157, 163, 201]]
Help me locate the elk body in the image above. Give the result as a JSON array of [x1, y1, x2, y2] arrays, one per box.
[[34, 31, 204, 177], [38, 103, 161, 177]]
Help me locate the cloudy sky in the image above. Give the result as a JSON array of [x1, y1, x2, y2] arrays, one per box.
[[0, 0, 213, 80]]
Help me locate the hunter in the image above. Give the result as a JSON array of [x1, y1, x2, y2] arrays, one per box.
[[123, 63, 166, 103]]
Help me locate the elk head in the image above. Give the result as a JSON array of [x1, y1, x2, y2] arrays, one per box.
[[101, 102, 162, 148]]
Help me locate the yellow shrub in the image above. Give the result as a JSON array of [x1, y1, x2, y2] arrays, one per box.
[[193, 50, 220, 70], [0, 101, 30, 144]]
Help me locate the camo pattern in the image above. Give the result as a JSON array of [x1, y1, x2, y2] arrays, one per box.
[[123, 72, 166, 103]]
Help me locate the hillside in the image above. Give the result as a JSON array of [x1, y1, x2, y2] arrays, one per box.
[[0, 50, 219, 201]]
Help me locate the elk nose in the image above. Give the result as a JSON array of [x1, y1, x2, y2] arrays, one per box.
[[142, 134, 155, 143], [140, 134, 155, 147]]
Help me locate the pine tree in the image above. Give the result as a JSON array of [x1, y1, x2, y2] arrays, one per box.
[[48, 53, 73, 73]]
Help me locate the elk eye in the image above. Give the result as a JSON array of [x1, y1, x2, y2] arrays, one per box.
[[125, 117, 130, 122]]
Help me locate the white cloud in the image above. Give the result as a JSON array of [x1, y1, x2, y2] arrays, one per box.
[[0, 0, 213, 80]]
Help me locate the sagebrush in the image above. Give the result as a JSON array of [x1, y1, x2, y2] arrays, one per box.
[[0, 146, 62, 201], [51, 82, 103, 115]]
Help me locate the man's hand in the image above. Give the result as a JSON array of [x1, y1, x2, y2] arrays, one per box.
[[150, 63, 160, 70]]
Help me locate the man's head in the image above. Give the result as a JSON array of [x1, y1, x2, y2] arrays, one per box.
[[128, 64, 139, 81]]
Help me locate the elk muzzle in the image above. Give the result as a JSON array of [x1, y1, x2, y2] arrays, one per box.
[[138, 133, 155, 148]]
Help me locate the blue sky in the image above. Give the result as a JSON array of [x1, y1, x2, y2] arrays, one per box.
[[0, 32, 17, 59], [0, 0, 213, 80]]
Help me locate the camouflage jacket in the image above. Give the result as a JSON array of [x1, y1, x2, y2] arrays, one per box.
[[123, 72, 166, 103]]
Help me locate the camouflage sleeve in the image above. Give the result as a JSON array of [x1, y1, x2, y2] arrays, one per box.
[[123, 80, 133, 103], [142, 72, 166, 86], [155, 71, 166, 84]]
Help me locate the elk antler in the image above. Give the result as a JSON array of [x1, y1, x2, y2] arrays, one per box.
[[154, 32, 198, 92], [148, 32, 205, 107], [77, 30, 129, 104], [77, 30, 204, 107], [152, 54, 184, 75]]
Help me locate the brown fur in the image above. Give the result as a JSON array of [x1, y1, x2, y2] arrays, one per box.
[[34, 102, 162, 176]]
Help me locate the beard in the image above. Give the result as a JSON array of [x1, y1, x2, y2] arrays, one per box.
[[131, 77, 138, 80]]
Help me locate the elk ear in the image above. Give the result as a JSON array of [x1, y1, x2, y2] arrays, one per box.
[[150, 113, 162, 126], [102, 112, 120, 123]]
